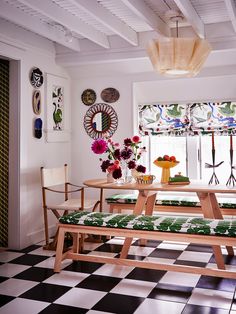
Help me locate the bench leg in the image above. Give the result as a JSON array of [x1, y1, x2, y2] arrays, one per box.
[[54, 227, 65, 272]]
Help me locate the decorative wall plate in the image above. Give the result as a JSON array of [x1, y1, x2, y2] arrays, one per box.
[[34, 118, 43, 139], [83, 103, 118, 139], [32, 90, 41, 115], [81, 89, 96, 106], [30, 67, 44, 88], [101, 87, 120, 103]]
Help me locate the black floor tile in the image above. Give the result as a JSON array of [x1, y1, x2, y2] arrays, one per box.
[[148, 248, 182, 259], [14, 266, 55, 282], [132, 239, 161, 247], [0, 276, 8, 283], [63, 261, 103, 273], [126, 268, 166, 282], [148, 283, 193, 302], [185, 244, 213, 253], [116, 254, 145, 261], [0, 295, 15, 307], [18, 245, 41, 253], [174, 260, 207, 268], [92, 292, 144, 314], [94, 243, 123, 253], [20, 282, 71, 303], [182, 304, 229, 314], [39, 303, 87, 314], [209, 254, 236, 265], [76, 274, 121, 292], [196, 275, 236, 292], [9, 254, 49, 266]]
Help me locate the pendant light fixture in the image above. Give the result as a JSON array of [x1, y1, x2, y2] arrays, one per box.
[[147, 11, 212, 77]]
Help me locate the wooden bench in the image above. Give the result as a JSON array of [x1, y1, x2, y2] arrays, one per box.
[[106, 194, 236, 216], [54, 211, 236, 279]]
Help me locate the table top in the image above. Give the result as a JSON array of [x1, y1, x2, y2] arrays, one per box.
[[83, 178, 236, 194]]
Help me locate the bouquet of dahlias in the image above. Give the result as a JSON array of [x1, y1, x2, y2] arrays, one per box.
[[91, 135, 146, 179]]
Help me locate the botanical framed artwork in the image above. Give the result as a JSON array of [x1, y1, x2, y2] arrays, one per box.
[[45, 73, 70, 142]]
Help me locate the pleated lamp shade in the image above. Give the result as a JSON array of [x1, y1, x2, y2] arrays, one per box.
[[147, 37, 212, 77]]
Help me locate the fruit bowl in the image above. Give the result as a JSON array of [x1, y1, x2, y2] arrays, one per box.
[[153, 158, 179, 183]]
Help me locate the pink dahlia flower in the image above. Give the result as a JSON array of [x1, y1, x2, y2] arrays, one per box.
[[91, 139, 108, 154]]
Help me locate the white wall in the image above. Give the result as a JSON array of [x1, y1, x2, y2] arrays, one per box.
[[0, 36, 72, 249], [71, 72, 236, 204]]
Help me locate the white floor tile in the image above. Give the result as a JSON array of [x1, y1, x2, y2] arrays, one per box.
[[0, 278, 38, 297], [55, 287, 106, 308], [93, 264, 134, 278], [35, 256, 71, 269], [188, 288, 234, 310], [0, 297, 49, 314], [0, 263, 30, 277], [230, 311, 236, 314], [134, 298, 185, 314], [177, 251, 212, 263], [127, 246, 155, 256], [159, 271, 201, 287], [110, 278, 156, 297], [0, 251, 24, 263], [87, 310, 113, 314], [232, 301, 236, 310], [87, 251, 117, 258], [29, 247, 56, 257], [157, 242, 188, 251], [43, 270, 90, 287], [144, 256, 175, 264]]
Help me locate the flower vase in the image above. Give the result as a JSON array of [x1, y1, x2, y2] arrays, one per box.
[[107, 172, 115, 183], [121, 161, 132, 183]]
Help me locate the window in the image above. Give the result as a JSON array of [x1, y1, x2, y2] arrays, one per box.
[[142, 134, 232, 185]]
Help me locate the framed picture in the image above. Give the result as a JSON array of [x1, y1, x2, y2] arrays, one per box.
[[45, 73, 70, 142]]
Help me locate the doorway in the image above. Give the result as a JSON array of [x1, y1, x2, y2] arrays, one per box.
[[0, 59, 9, 247]]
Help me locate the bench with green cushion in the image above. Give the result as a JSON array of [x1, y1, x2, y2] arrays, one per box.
[[59, 211, 236, 237], [106, 194, 236, 214], [55, 211, 236, 278]]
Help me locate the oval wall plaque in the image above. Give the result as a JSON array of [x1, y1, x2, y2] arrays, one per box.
[[81, 89, 96, 106], [101, 87, 120, 103], [32, 89, 41, 115]]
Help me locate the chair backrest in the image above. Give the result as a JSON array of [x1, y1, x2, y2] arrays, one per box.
[[41, 164, 68, 188]]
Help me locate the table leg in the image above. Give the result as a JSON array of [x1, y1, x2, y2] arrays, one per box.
[[120, 190, 155, 259], [209, 193, 234, 256], [197, 192, 226, 269]]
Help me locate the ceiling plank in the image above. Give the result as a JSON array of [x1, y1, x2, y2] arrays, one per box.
[[172, 0, 205, 38], [68, 0, 138, 46], [224, 0, 236, 33], [120, 0, 170, 37], [0, 1, 80, 51], [17, 0, 110, 48]]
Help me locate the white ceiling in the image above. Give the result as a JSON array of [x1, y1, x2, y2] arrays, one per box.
[[1, 0, 236, 72]]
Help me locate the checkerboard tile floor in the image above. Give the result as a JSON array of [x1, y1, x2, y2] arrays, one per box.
[[0, 238, 236, 314]]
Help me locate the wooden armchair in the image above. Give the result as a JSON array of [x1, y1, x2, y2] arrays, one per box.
[[40, 164, 99, 249]]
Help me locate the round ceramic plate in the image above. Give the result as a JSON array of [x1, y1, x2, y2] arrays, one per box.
[[30, 67, 44, 88], [101, 87, 120, 103], [32, 90, 41, 115], [81, 89, 96, 106]]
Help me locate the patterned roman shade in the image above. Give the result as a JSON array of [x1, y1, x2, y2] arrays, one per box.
[[138, 102, 236, 136]]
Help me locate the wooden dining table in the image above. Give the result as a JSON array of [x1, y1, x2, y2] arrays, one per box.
[[83, 178, 236, 270]]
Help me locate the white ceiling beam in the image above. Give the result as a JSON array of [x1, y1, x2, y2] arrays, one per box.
[[0, 1, 80, 51], [17, 0, 110, 49], [225, 0, 236, 33], [172, 0, 205, 38], [68, 0, 138, 46], [120, 0, 170, 37]]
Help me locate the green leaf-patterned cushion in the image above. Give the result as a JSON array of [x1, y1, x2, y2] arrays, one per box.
[[59, 211, 236, 237], [105, 194, 236, 208]]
